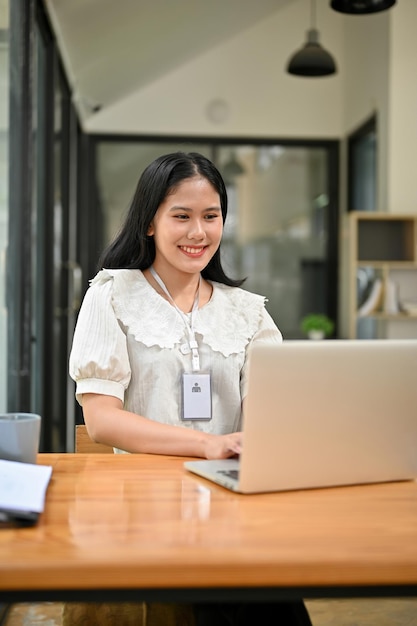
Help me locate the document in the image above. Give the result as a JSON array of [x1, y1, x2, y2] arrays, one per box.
[[0, 459, 53, 525]]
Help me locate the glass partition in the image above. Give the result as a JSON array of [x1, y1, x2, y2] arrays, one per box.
[[94, 140, 336, 339]]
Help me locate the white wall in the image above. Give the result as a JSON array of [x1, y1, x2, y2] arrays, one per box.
[[342, 9, 390, 213], [84, 1, 416, 222], [387, 1, 417, 214], [341, 1, 417, 217], [85, 0, 344, 138]]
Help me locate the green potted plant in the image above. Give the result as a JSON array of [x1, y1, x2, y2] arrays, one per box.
[[301, 313, 334, 340]]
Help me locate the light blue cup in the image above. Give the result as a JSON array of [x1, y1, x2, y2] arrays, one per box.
[[0, 413, 41, 464]]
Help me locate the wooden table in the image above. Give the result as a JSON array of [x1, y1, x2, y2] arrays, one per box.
[[1, 453, 417, 603]]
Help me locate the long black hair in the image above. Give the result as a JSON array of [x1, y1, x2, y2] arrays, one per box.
[[99, 151, 244, 287]]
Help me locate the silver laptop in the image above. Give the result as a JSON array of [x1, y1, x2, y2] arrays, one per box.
[[184, 340, 417, 493]]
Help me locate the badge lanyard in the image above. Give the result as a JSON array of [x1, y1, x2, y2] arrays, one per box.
[[150, 266, 201, 372]]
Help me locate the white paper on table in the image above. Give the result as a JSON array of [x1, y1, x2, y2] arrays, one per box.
[[0, 459, 53, 516]]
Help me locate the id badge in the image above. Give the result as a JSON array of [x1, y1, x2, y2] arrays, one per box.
[[182, 372, 212, 420]]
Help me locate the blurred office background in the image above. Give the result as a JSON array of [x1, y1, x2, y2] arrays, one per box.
[[1, 0, 416, 451]]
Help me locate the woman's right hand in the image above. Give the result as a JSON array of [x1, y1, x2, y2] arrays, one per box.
[[204, 432, 242, 460], [82, 393, 243, 460]]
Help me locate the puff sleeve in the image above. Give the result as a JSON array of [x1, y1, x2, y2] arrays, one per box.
[[69, 274, 131, 405]]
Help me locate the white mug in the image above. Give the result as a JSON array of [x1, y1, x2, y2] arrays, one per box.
[[0, 413, 41, 464]]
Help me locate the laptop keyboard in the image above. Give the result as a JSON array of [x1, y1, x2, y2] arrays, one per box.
[[217, 469, 240, 480]]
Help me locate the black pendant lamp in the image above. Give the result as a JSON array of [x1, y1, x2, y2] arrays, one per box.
[[287, 0, 337, 77], [330, 0, 396, 14]]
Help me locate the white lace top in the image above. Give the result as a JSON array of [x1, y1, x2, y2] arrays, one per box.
[[69, 269, 282, 449]]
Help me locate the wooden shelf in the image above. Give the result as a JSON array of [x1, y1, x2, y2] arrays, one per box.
[[360, 313, 417, 321], [357, 216, 416, 262], [357, 261, 417, 269], [348, 212, 417, 339]]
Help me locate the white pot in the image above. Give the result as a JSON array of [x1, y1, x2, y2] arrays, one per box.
[[308, 330, 325, 340]]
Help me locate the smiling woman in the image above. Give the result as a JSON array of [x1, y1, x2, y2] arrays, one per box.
[[145, 176, 224, 305], [69, 151, 281, 458], [68, 150, 314, 626]]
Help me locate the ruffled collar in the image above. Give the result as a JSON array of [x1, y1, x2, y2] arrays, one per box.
[[91, 269, 266, 357]]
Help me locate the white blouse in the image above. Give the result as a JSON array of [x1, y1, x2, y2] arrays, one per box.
[[69, 269, 282, 450]]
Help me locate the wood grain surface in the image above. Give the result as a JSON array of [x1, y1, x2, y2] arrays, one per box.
[[1, 453, 417, 594]]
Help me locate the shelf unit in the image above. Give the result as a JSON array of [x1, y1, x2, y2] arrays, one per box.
[[348, 212, 417, 339]]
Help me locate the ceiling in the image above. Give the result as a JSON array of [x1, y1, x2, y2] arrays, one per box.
[[44, 0, 292, 124]]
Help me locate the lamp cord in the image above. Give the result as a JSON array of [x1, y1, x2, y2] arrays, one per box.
[[310, 0, 316, 30]]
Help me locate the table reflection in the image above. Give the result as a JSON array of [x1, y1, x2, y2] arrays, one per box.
[[67, 456, 242, 547]]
